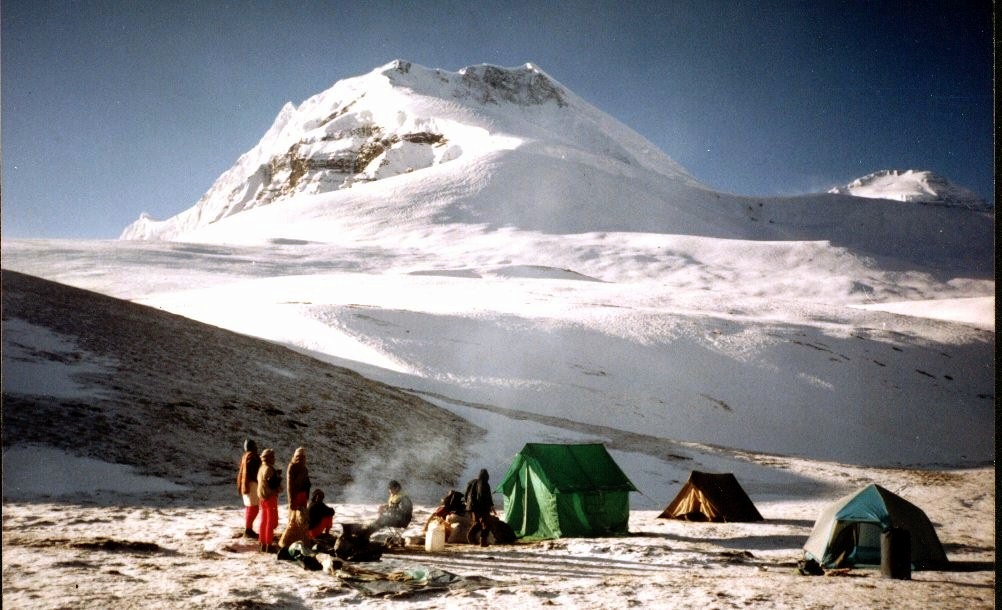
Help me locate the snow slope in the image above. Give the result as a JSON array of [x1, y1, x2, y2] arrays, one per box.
[[0, 272, 994, 609], [2, 59, 994, 609], [3, 230, 993, 472], [0, 270, 477, 501]]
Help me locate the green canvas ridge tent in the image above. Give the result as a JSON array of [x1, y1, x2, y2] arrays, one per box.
[[498, 443, 638, 540], [657, 471, 763, 522], [803, 483, 948, 569]]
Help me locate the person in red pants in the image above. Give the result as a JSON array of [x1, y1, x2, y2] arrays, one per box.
[[307, 489, 336, 539], [286, 447, 311, 510], [256, 448, 283, 553], [236, 439, 261, 539]]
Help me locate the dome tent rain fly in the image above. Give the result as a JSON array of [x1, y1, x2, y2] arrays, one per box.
[[803, 483, 948, 569]]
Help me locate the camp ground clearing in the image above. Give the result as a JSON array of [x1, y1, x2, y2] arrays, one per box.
[[1, 447, 993, 609]]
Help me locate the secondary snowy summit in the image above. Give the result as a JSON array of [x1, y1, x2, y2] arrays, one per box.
[[828, 169, 990, 210]]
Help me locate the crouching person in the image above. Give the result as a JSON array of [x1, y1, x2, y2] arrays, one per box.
[[308, 489, 336, 539], [422, 489, 466, 538]]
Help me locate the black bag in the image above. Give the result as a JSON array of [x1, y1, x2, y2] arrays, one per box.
[[333, 523, 384, 562], [333, 536, 384, 562], [489, 516, 516, 544], [347, 544, 384, 562], [442, 490, 465, 514], [797, 558, 824, 576], [468, 515, 517, 545]]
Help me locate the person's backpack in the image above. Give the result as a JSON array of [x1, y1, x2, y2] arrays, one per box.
[[465, 480, 489, 513], [467, 515, 516, 544], [443, 490, 465, 513]]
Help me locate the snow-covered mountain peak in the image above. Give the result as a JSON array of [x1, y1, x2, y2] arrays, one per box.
[[118, 61, 990, 276], [120, 60, 698, 240], [828, 169, 990, 210]]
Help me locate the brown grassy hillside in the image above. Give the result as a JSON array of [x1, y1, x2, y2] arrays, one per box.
[[2, 270, 481, 502]]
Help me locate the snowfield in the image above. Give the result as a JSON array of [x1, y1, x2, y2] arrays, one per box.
[[2, 61, 994, 608]]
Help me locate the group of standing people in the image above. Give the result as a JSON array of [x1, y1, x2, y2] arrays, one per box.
[[237, 439, 498, 553], [236, 440, 333, 553]]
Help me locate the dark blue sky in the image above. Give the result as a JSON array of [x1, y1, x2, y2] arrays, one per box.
[[2, 0, 993, 238]]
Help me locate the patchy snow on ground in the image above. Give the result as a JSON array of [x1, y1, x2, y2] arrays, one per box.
[[1, 464, 993, 609], [1, 319, 118, 399]]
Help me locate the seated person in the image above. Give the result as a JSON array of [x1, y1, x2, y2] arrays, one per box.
[[422, 489, 466, 533], [368, 479, 413, 531], [307, 489, 336, 539]]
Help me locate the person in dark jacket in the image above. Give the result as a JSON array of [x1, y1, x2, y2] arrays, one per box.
[[236, 439, 262, 539], [307, 489, 336, 539], [464, 469, 494, 547]]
